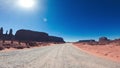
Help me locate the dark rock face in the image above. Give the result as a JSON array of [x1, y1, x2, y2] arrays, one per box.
[[15, 29, 65, 43], [78, 40, 95, 43], [7, 29, 14, 40], [49, 36, 65, 43], [15, 29, 49, 42], [0, 27, 65, 43], [78, 40, 98, 45], [99, 37, 110, 45], [0, 28, 14, 43], [0, 27, 3, 40]]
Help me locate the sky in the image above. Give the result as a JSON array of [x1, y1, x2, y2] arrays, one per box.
[[0, 0, 120, 42]]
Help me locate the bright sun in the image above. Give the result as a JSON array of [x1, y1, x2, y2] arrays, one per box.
[[17, 0, 36, 9]]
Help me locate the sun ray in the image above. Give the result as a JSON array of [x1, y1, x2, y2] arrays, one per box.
[[17, 0, 36, 9]]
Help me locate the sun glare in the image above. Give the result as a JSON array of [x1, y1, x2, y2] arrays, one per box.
[[17, 0, 36, 9]]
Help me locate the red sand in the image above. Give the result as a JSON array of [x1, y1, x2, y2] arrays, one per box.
[[74, 43, 120, 62]]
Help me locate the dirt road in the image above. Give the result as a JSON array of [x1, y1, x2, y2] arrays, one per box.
[[0, 43, 120, 68]]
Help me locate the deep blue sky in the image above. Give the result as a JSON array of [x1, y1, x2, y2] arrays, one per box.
[[0, 0, 120, 41]]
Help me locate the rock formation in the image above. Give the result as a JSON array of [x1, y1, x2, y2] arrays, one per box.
[[78, 40, 98, 45], [49, 36, 65, 43], [0, 28, 65, 43], [15, 29, 49, 42], [78, 40, 96, 43], [0, 27, 3, 40], [15, 29, 65, 43], [0, 27, 65, 50], [8, 29, 14, 40], [99, 37, 110, 45]]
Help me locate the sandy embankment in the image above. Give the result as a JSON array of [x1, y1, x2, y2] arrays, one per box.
[[74, 43, 120, 62]]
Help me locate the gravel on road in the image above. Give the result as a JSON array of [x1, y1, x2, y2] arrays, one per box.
[[0, 43, 120, 68]]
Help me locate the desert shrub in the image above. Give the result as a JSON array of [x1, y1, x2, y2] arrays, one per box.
[[0, 45, 4, 50], [12, 43, 27, 49], [88, 42, 99, 45], [14, 45, 25, 49], [26, 45, 30, 48], [41, 43, 50, 46], [3, 44, 11, 49], [28, 42, 38, 46]]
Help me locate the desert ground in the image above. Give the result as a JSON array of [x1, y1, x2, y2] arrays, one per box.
[[0, 43, 120, 68], [74, 43, 120, 62]]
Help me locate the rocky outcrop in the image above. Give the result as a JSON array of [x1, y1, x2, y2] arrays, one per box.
[[48, 36, 65, 43], [78, 40, 98, 45], [15, 29, 65, 43], [78, 40, 96, 43], [0, 28, 14, 43], [0, 28, 65, 43], [0, 27, 3, 38], [0, 28, 65, 50], [15, 29, 49, 42], [110, 39, 120, 46], [8, 29, 14, 40], [99, 37, 110, 45], [77, 37, 112, 45]]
